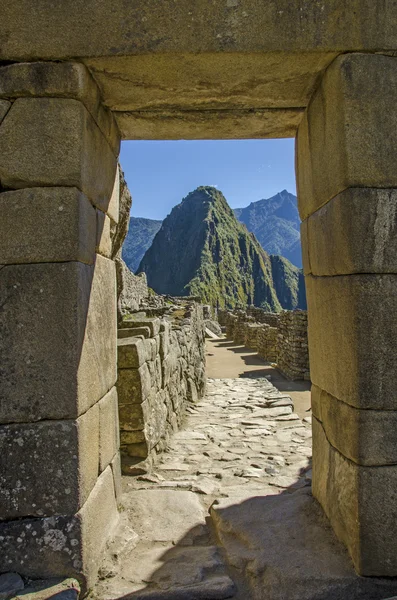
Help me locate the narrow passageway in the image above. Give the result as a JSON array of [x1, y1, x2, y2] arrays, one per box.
[[94, 338, 313, 599]]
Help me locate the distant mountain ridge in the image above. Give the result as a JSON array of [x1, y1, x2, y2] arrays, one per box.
[[122, 217, 162, 272], [122, 189, 303, 272], [137, 186, 306, 311], [234, 190, 302, 268]]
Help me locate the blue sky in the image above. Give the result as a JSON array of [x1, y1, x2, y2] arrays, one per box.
[[119, 139, 296, 220]]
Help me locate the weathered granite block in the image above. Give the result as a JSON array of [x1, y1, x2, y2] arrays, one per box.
[[98, 387, 120, 473], [0, 255, 117, 422], [303, 188, 397, 276], [0, 100, 10, 124], [0, 403, 99, 519], [312, 385, 397, 466], [313, 416, 397, 576], [118, 402, 146, 431], [297, 53, 397, 219], [118, 337, 146, 368], [306, 273, 397, 410], [0, 97, 117, 211], [117, 363, 151, 405], [118, 326, 151, 339], [0, 466, 118, 591], [110, 453, 122, 502], [96, 209, 112, 258], [107, 165, 120, 223], [0, 61, 120, 156], [122, 316, 160, 336], [0, 187, 96, 265]]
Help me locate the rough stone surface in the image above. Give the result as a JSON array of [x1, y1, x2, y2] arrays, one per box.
[[306, 273, 397, 410], [0, 61, 120, 156], [312, 385, 397, 466], [116, 258, 149, 321], [111, 166, 132, 254], [0, 99, 11, 124], [303, 188, 397, 276], [0, 572, 24, 600], [0, 187, 96, 265], [0, 403, 99, 519], [0, 97, 117, 212], [313, 417, 397, 576], [96, 210, 112, 258], [297, 53, 397, 219], [99, 387, 120, 473], [0, 465, 119, 590], [0, 255, 117, 422]]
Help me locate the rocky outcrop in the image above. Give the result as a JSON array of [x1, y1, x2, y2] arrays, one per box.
[[138, 186, 306, 311], [122, 217, 162, 272]]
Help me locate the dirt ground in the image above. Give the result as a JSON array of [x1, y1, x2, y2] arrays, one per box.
[[205, 338, 311, 419]]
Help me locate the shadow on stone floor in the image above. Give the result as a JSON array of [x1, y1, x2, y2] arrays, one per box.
[[96, 461, 397, 600]]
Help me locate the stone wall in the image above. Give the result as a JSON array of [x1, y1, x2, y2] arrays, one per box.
[[222, 307, 310, 381], [257, 325, 278, 363], [117, 301, 206, 474], [277, 311, 310, 381]]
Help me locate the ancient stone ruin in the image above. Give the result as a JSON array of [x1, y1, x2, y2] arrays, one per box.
[[1, 2, 397, 599]]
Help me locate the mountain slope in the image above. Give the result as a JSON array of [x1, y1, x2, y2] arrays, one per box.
[[137, 187, 306, 311], [234, 190, 302, 268], [122, 217, 162, 272]]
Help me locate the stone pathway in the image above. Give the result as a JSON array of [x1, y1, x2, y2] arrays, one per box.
[[94, 377, 312, 600]]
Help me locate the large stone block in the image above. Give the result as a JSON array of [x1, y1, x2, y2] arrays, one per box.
[[121, 316, 160, 336], [0, 255, 117, 422], [117, 337, 146, 368], [0, 97, 117, 212], [98, 386, 120, 473], [304, 188, 397, 276], [0, 403, 99, 519], [0, 100, 10, 124], [313, 417, 397, 576], [0, 187, 96, 265], [117, 363, 151, 405], [312, 385, 397, 466], [0, 61, 120, 156], [96, 209, 112, 258], [0, 466, 118, 591], [306, 274, 397, 410], [296, 53, 397, 219], [118, 401, 146, 431]]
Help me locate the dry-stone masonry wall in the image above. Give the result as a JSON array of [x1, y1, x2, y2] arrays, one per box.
[[221, 308, 310, 381], [277, 311, 310, 381], [117, 301, 206, 474]]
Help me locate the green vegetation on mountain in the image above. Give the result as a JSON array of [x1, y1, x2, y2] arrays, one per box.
[[137, 187, 306, 311], [234, 190, 302, 268], [122, 217, 162, 272]]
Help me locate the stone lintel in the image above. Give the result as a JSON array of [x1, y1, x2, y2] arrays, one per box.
[[0, 256, 116, 423], [297, 53, 397, 219], [312, 385, 397, 466], [0, 61, 120, 156], [301, 188, 397, 276], [116, 108, 303, 140], [313, 417, 397, 576], [0, 403, 99, 519], [0, 187, 96, 265], [306, 273, 397, 410], [0, 97, 117, 214]]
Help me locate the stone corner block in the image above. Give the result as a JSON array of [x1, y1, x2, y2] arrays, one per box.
[[122, 316, 161, 337], [0, 403, 99, 519], [306, 273, 397, 410], [0, 255, 116, 423], [117, 363, 151, 405], [0, 61, 120, 156], [312, 416, 397, 576], [296, 52, 397, 218], [118, 337, 147, 369], [0, 97, 117, 213], [311, 384, 397, 466], [306, 188, 397, 276], [0, 187, 96, 265]]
